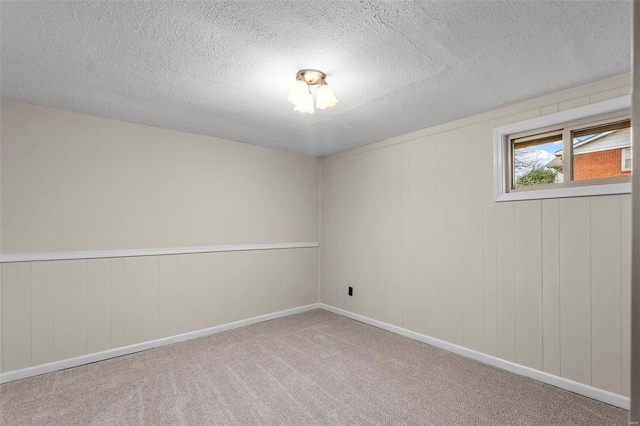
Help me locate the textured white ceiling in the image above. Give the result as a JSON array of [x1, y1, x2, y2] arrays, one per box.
[[0, 1, 631, 156]]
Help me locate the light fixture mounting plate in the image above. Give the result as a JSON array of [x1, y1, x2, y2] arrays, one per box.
[[296, 69, 326, 85]]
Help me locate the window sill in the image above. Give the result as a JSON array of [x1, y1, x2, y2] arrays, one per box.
[[496, 182, 630, 202]]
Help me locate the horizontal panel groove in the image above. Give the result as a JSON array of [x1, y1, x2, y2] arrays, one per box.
[[0, 242, 320, 263]]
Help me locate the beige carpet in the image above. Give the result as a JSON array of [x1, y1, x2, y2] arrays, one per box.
[[0, 309, 628, 425]]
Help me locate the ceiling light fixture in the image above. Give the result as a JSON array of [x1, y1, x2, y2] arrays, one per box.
[[287, 69, 337, 114]]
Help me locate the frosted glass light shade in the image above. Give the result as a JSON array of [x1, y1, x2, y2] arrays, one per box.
[[316, 84, 338, 110], [287, 80, 309, 106], [294, 92, 315, 113]]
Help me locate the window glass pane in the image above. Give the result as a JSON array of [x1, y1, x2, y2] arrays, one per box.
[[571, 120, 631, 181], [512, 135, 563, 188]]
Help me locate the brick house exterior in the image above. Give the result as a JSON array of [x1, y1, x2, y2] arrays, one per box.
[[573, 147, 631, 180], [546, 127, 631, 180]]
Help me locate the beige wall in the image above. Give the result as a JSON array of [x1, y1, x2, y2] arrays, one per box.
[[0, 100, 320, 373], [320, 74, 632, 397], [1, 99, 319, 253], [1, 248, 318, 373]]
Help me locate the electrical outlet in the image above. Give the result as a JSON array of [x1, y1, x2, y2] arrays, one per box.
[[348, 286, 353, 296]]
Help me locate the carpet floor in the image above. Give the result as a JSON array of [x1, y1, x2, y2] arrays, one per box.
[[0, 309, 628, 425]]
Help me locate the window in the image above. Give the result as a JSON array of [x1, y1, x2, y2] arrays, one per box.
[[494, 95, 632, 201], [511, 131, 564, 189], [508, 117, 631, 190], [570, 119, 631, 181], [621, 147, 632, 172]]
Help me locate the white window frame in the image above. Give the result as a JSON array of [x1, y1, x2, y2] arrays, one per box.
[[493, 95, 631, 202], [622, 147, 632, 172]]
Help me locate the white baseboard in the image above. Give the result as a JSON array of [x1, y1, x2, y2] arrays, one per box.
[[318, 303, 630, 410], [2, 302, 629, 410], [0, 303, 322, 384]]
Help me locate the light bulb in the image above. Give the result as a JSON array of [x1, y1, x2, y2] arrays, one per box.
[[316, 84, 337, 109], [288, 80, 309, 106]]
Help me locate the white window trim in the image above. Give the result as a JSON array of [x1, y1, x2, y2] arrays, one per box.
[[493, 95, 631, 202]]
